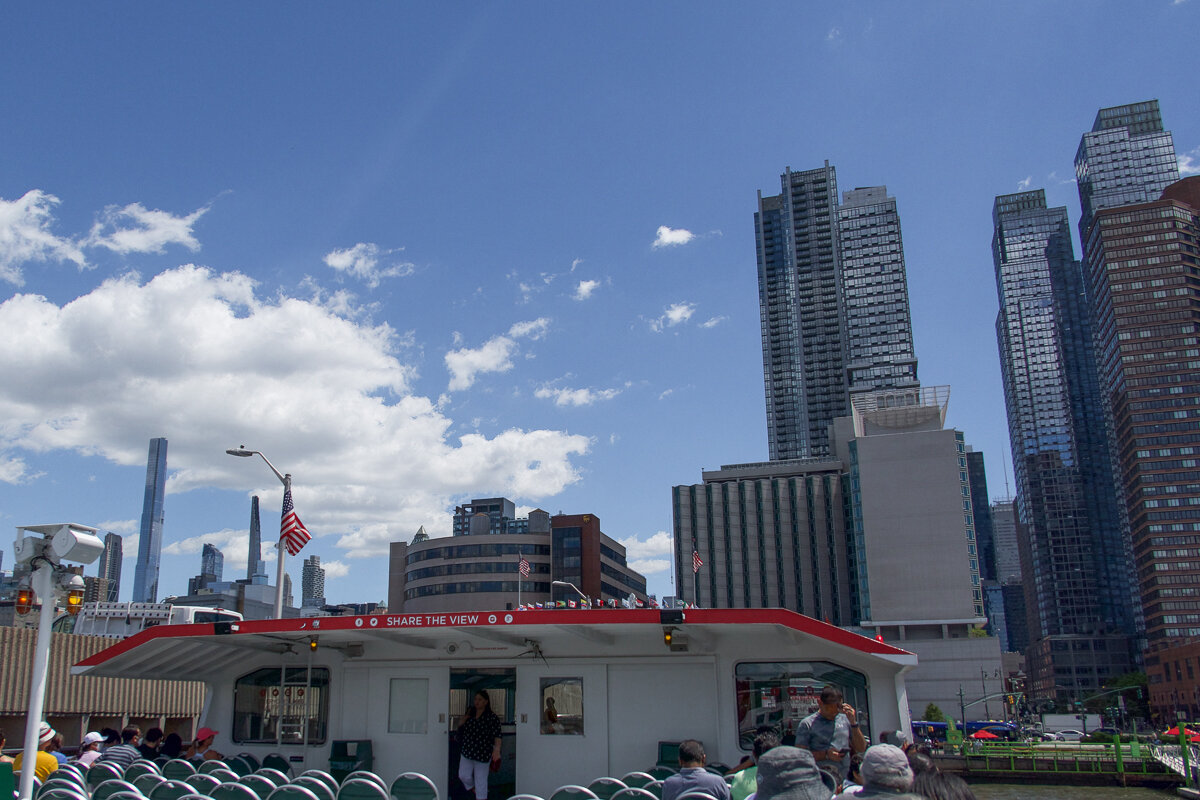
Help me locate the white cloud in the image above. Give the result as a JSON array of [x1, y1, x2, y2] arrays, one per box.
[[0, 454, 31, 484], [652, 226, 695, 249], [322, 560, 351, 579], [573, 280, 600, 301], [700, 316, 726, 329], [86, 202, 207, 255], [0, 267, 589, 561], [444, 318, 550, 391], [122, 534, 141, 561], [0, 190, 88, 286], [534, 382, 625, 407], [1017, 176, 1033, 191], [827, 27, 842, 42], [650, 302, 696, 332], [97, 519, 138, 534], [570, 258, 583, 272], [658, 389, 674, 400], [163, 527, 253, 572], [324, 242, 416, 289], [618, 530, 673, 575], [1180, 148, 1200, 176]]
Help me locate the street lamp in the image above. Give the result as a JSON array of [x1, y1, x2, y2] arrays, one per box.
[[551, 580, 587, 604], [227, 446, 290, 619], [13, 523, 103, 800]]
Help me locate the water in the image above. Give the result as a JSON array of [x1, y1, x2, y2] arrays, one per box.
[[970, 784, 1176, 799]]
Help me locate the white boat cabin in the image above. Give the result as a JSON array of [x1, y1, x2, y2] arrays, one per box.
[[75, 608, 916, 798]]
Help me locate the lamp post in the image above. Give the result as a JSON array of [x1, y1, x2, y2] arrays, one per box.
[[13, 523, 103, 800], [227, 446, 289, 619], [551, 580, 587, 605]]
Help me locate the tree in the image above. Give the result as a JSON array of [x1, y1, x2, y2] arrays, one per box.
[[923, 703, 946, 722]]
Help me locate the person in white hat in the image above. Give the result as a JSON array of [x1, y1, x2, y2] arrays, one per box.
[[74, 732, 105, 767], [12, 722, 60, 782]]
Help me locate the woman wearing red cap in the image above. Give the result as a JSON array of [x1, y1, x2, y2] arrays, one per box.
[[186, 727, 224, 764]]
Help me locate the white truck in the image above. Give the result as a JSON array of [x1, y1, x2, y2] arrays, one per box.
[[1040, 712, 1102, 734], [53, 601, 242, 639]]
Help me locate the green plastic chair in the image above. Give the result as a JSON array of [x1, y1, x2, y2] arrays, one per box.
[[389, 772, 439, 800], [127, 762, 163, 782], [618, 774, 654, 790], [587, 779, 625, 800], [37, 777, 88, 798], [226, 758, 255, 779], [264, 785, 321, 800], [212, 782, 261, 800], [343, 773, 385, 791], [297, 772, 337, 796], [94, 780, 142, 800], [641, 782, 663, 800], [88, 762, 126, 790], [135, 773, 168, 794], [188, 774, 222, 794], [548, 786, 597, 800], [645, 768, 675, 781], [253, 770, 288, 789], [199, 762, 232, 776], [238, 775, 277, 800], [36, 787, 89, 800], [337, 779, 388, 800], [292, 777, 334, 800], [610, 790, 657, 800], [151, 780, 201, 800], [163, 760, 197, 780], [208, 770, 240, 784], [261, 756, 292, 780]]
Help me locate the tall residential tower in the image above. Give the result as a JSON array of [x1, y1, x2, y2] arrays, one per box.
[[132, 437, 167, 603]]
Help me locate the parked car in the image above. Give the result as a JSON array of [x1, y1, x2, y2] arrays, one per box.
[[1053, 729, 1086, 742]]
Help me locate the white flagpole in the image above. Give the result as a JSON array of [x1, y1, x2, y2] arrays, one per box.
[[517, 550, 522, 609]]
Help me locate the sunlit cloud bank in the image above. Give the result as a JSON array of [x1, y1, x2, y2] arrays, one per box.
[[0, 266, 589, 560]]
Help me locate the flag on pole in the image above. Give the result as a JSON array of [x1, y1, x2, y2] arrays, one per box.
[[692, 550, 703, 573], [280, 487, 312, 556], [518, 556, 530, 577]]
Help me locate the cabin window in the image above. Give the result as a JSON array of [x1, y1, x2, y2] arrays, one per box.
[[389, 678, 429, 734], [232, 667, 330, 744], [734, 662, 868, 750], [540, 677, 583, 735]]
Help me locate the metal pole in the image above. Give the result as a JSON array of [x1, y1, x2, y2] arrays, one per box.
[[18, 563, 56, 800], [274, 473, 291, 619]]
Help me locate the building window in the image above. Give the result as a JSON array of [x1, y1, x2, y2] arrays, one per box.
[[233, 667, 330, 744], [734, 661, 868, 750], [541, 677, 584, 735], [388, 678, 429, 734]]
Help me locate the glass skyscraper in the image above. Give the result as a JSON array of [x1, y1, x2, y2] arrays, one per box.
[[98, 531, 123, 602], [132, 437, 167, 603], [992, 191, 1136, 704], [755, 165, 918, 459]]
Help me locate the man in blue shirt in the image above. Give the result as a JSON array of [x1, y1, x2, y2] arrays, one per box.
[[792, 685, 866, 782], [662, 740, 732, 800]]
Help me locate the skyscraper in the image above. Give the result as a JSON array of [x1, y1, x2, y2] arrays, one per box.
[[1075, 100, 1179, 240], [1083, 177, 1199, 646], [992, 190, 1136, 704], [302, 554, 326, 609], [97, 532, 123, 602], [132, 437, 167, 603], [246, 495, 268, 584], [201, 543, 224, 582], [755, 166, 920, 459]]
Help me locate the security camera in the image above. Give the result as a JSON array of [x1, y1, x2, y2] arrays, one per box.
[[446, 642, 459, 655]]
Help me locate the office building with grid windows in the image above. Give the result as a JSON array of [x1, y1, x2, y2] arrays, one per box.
[[992, 190, 1137, 705]]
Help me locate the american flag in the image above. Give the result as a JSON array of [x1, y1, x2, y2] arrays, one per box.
[[280, 487, 312, 556], [692, 550, 703, 573], [518, 556, 530, 577]]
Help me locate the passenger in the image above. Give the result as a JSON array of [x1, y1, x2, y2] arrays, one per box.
[[13, 722, 60, 782], [543, 697, 564, 733], [834, 744, 922, 799], [661, 740, 732, 800], [186, 727, 224, 763], [0, 729, 12, 764], [74, 732, 105, 767], [843, 752, 865, 793], [99, 726, 142, 769], [48, 733, 68, 765], [457, 691, 502, 800], [139, 727, 164, 759], [160, 732, 184, 760], [905, 750, 937, 778], [99, 728, 121, 751], [730, 729, 781, 800], [753, 745, 831, 800], [793, 685, 866, 783], [909, 772, 976, 800]]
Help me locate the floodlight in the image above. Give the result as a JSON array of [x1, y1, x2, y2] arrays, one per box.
[[49, 525, 104, 564], [60, 573, 86, 616]]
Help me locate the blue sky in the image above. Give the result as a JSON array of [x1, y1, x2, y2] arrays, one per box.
[[2, 2, 1198, 606]]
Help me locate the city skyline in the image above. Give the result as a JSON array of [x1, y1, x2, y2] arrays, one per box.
[[1, 4, 1198, 605]]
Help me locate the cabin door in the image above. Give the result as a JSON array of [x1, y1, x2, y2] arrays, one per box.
[[356, 667, 450, 789], [449, 668, 516, 800]]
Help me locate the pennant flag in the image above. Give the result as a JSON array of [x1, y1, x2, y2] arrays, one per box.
[[692, 550, 703, 573], [518, 556, 530, 577], [280, 487, 312, 556]]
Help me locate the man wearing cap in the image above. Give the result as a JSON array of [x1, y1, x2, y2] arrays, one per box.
[[99, 726, 142, 769], [834, 744, 922, 799], [793, 685, 866, 783], [12, 722, 60, 782], [661, 740, 731, 800], [74, 732, 104, 767], [187, 727, 224, 763], [754, 746, 833, 800]]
